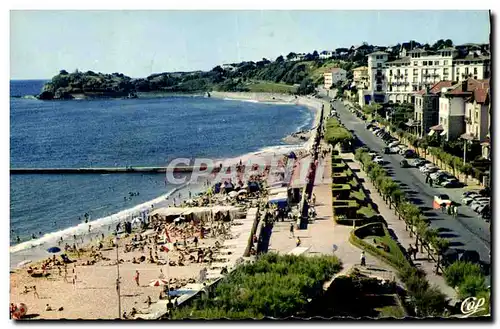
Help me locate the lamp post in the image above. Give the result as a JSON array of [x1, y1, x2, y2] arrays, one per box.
[[114, 235, 122, 319]]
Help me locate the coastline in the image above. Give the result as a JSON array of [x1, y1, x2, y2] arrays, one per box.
[[10, 91, 325, 319], [10, 92, 320, 259]]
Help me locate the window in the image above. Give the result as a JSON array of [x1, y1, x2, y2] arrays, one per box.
[[413, 85, 418, 91], [389, 69, 392, 75], [413, 69, 418, 75], [444, 60, 448, 65], [443, 68, 449, 74], [474, 67, 478, 74], [377, 63, 382, 68], [475, 110, 479, 120], [423, 61, 428, 66], [456, 68, 460, 76], [413, 77, 418, 83], [465, 67, 469, 75], [397, 69, 400, 75], [405, 69, 408, 75], [414, 61, 418, 66], [434, 61, 439, 65]]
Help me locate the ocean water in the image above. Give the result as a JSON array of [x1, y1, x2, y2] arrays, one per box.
[[9, 80, 313, 256]]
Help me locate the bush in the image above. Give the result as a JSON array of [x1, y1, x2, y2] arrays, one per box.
[[458, 275, 487, 299], [443, 261, 482, 288], [172, 253, 342, 319], [412, 286, 447, 317]]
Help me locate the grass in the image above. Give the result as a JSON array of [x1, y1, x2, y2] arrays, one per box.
[[246, 81, 297, 93], [376, 302, 406, 318], [364, 234, 407, 266], [357, 205, 377, 218]]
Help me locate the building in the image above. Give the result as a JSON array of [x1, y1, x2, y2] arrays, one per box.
[[367, 47, 490, 105], [323, 68, 347, 90], [319, 51, 334, 60], [463, 79, 490, 142], [413, 81, 453, 137], [438, 78, 489, 141], [352, 66, 369, 89], [366, 51, 389, 103]]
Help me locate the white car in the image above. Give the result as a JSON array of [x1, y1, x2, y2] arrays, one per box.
[[470, 197, 490, 208], [434, 194, 452, 207], [462, 194, 485, 206], [398, 148, 408, 155], [368, 151, 378, 158], [430, 170, 447, 180], [471, 200, 490, 212], [390, 146, 401, 154], [373, 156, 385, 164], [422, 166, 439, 174], [388, 141, 400, 148]]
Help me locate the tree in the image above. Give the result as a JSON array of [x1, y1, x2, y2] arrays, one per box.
[[286, 52, 297, 61], [275, 55, 284, 63], [458, 275, 487, 299], [59, 69, 68, 75], [444, 39, 453, 47], [312, 50, 319, 60], [444, 261, 483, 288], [295, 78, 315, 95]]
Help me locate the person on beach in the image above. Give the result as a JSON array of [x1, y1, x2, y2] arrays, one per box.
[[33, 286, 39, 298], [289, 222, 295, 238], [134, 270, 140, 286]]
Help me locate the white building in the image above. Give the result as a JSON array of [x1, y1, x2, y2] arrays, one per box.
[[323, 68, 347, 89], [366, 51, 389, 103], [366, 47, 490, 104]]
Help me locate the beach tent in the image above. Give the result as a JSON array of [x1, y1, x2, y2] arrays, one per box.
[[268, 192, 288, 209]]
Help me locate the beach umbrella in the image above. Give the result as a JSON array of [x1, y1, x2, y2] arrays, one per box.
[[149, 279, 169, 287], [237, 189, 247, 195], [17, 260, 32, 268], [228, 191, 238, 198], [47, 246, 61, 253]]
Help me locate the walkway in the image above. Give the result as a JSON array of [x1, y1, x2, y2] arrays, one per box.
[[342, 152, 458, 301], [269, 145, 395, 281]]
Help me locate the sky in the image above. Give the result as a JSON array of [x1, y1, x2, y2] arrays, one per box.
[[10, 10, 491, 79]]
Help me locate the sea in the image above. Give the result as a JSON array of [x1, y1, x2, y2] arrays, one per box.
[[9, 80, 314, 267]]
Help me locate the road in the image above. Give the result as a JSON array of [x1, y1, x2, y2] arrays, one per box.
[[330, 99, 491, 270]]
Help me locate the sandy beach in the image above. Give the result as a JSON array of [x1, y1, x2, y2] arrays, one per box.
[[10, 92, 324, 320]]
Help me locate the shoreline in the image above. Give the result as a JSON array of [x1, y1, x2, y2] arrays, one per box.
[[10, 91, 325, 319], [10, 92, 321, 265]]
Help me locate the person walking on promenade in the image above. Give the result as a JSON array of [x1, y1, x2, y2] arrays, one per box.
[[453, 205, 458, 218], [425, 173, 430, 184], [429, 178, 433, 187], [360, 251, 366, 267], [446, 204, 451, 215], [440, 203, 446, 213], [289, 222, 295, 238], [134, 270, 140, 287], [296, 237, 301, 247]]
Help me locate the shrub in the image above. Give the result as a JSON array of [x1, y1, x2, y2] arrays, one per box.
[[412, 286, 447, 317], [443, 261, 482, 288], [458, 275, 487, 299]]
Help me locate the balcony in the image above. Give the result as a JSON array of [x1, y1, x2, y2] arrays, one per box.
[[465, 117, 472, 125]]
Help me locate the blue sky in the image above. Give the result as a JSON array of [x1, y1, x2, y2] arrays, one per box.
[[10, 10, 490, 79]]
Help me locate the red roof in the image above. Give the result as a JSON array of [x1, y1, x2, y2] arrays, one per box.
[[445, 78, 490, 101], [329, 67, 343, 73], [414, 81, 454, 96]]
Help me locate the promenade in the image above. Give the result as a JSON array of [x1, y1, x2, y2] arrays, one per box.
[[268, 143, 395, 281]]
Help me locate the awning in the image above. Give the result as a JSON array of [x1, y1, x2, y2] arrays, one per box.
[[429, 124, 444, 131]]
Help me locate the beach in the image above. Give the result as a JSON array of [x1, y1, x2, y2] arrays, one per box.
[[10, 92, 324, 320]]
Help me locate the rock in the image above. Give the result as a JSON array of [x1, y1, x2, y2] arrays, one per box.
[[37, 91, 54, 100]]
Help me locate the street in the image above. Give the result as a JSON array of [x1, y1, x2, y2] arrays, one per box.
[[330, 99, 491, 271]]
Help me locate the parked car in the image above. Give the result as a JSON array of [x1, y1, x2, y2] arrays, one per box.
[[373, 156, 385, 164], [470, 198, 490, 210], [409, 158, 427, 167], [390, 146, 400, 154], [403, 149, 416, 158], [400, 159, 409, 168], [422, 166, 439, 174], [430, 170, 447, 180], [462, 191, 480, 198], [479, 187, 491, 197], [388, 141, 400, 148], [440, 178, 461, 188], [462, 194, 486, 206], [398, 147, 409, 156], [471, 201, 490, 213]]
